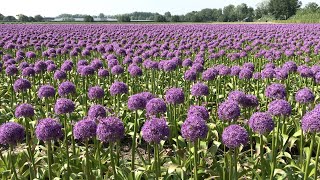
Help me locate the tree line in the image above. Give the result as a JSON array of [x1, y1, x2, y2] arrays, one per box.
[[1, 1, 318, 23]]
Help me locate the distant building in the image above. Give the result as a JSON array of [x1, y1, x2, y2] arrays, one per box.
[[52, 17, 118, 22]]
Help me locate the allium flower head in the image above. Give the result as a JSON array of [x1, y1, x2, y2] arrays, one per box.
[[58, 81, 76, 97], [222, 125, 248, 148], [137, 92, 156, 102], [73, 119, 97, 141], [187, 105, 209, 121], [146, 98, 167, 116], [165, 88, 185, 105], [202, 68, 218, 81], [111, 65, 124, 75], [13, 78, 31, 92], [248, 112, 274, 134], [301, 111, 320, 133], [242, 94, 259, 108], [128, 94, 147, 110], [79, 66, 95, 76], [265, 83, 286, 99], [88, 86, 104, 100], [15, 103, 35, 118], [109, 82, 128, 96], [54, 70, 67, 80], [54, 98, 75, 115], [181, 116, 208, 142], [0, 122, 25, 145], [228, 90, 246, 104], [191, 82, 209, 96], [35, 118, 63, 141], [268, 99, 292, 116], [218, 100, 241, 121], [88, 105, 107, 120], [295, 87, 314, 104], [38, 85, 55, 98], [142, 118, 169, 144], [97, 116, 125, 142]]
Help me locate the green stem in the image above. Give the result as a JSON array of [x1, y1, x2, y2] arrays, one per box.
[[260, 135, 264, 179], [314, 137, 320, 180], [63, 115, 70, 178], [85, 140, 90, 180], [194, 141, 198, 180], [47, 141, 53, 180], [110, 142, 117, 180], [9, 145, 18, 180], [234, 148, 238, 180], [131, 111, 138, 180], [304, 133, 315, 180], [154, 143, 160, 180]]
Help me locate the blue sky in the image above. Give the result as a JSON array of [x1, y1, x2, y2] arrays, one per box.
[[1, 0, 319, 17]]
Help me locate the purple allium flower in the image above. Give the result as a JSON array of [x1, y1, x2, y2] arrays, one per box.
[[58, 81, 76, 97], [61, 63, 73, 72], [228, 90, 246, 104], [181, 116, 208, 142], [239, 68, 253, 79], [98, 69, 109, 77], [283, 61, 297, 72], [0, 122, 25, 145], [47, 64, 57, 72], [187, 105, 209, 121], [90, 59, 103, 70], [88, 86, 104, 100], [97, 116, 125, 142], [184, 70, 197, 81], [268, 99, 292, 116], [191, 82, 209, 96], [301, 111, 320, 133], [109, 82, 128, 96], [230, 66, 241, 76], [88, 105, 107, 120], [218, 100, 241, 121], [54, 98, 75, 115], [202, 68, 218, 81], [22, 67, 35, 77], [38, 85, 55, 98], [54, 70, 67, 80], [248, 112, 274, 134], [142, 118, 170, 144], [253, 72, 261, 80], [15, 103, 35, 118], [182, 58, 193, 67], [35, 60, 47, 72], [265, 83, 286, 99], [111, 65, 124, 75], [222, 125, 248, 149], [35, 118, 63, 141], [146, 98, 167, 116], [5, 65, 18, 76], [128, 94, 147, 110], [261, 68, 275, 79], [165, 88, 185, 105], [79, 66, 95, 76], [13, 78, 31, 92], [137, 92, 156, 102], [242, 94, 259, 108], [73, 119, 97, 141], [218, 66, 231, 76], [243, 62, 255, 71], [128, 65, 142, 77], [295, 87, 315, 104]]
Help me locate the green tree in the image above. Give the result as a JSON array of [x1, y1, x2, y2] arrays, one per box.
[[17, 14, 29, 22], [198, 8, 213, 21], [164, 12, 171, 21], [84, 15, 94, 22], [212, 8, 223, 21], [235, 3, 249, 21], [269, 0, 301, 19], [3, 16, 17, 22], [255, 1, 270, 19], [171, 15, 180, 22], [154, 14, 166, 22], [117, 14, 131, 22], [223, 5, 237, 22], [304, 2, 319, 13], [0, 13, 4, 21], [34, 15, 44, 22], [28, 16, 35, 22]]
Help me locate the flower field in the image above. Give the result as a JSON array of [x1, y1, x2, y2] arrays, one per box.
[[0, 24, 320, 180]]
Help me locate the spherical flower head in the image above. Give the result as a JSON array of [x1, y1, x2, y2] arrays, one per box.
[[182, 58, 193, 67], [15, 103, 35, 118], [146, 98, 167, 116], [261, 68, 275, 79], [283, 61, 297, 72], [88, 105, 107, 120], [54, 98, 75, 115], [73, 119, 97, 141], [109, 82, 128, 96], [187, 105, 209, 121], [0, 122, 25, 146], [61, 63, 73, 72], [108, 59, 119, 69], [128, 94, 147, 110], [35, 118, 63, 141], [165, 88, 185, 105], [22, 67, 35, 77], [142, 118, 170, 144], [230, 66, 241, 76], [191, 82, 209, 97], [97, 116, 125, 143], [301, 111, 320, 133], [137, 92, 156, 102], [228, 90, 246, 104], [90, 59, 103, 70], [38, 85, 55, 98], [239, 68, 253, 79], [98, 69, 109, 77], [13, 78, 31, 92], [181, 116, 208, 142], [265, 83, 286, 100], [248, 112, 274, 134], [202, 68, 218, 81], [218, 66, 231, 75], [268, 99, 292, 117], [218, 100, 241, 121], [35, 60, 47, 72], [295, 87, 315, 104], [54, 70, 67, 80], [128, 65, 142, 77], [222, 125, 248, 149], [88, 86, 104, 100], [242, 94, 259, 108], [47, 64, 57, 72], [58, 81, 76, 97], [184, 70, 197, 81], [80, 66, 95, 76], [6, 65, 18, 76], [111, 65, 124, 75], [243, 62, 255, 71], [253, 72, 261, 80]]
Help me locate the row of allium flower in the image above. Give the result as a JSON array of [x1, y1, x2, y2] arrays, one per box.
[[0, 24, 320, 180]]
